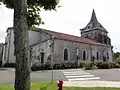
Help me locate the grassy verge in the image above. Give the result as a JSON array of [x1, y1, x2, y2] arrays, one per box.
[[0, 82, 120, 90]]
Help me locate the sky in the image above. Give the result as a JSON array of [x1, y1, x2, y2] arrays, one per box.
[[0, 0, 120, 52]]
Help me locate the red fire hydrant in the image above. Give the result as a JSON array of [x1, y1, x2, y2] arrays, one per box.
[[57, 80, 63, 90]]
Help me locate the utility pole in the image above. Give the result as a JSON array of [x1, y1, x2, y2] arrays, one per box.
[[76, 48, 79, 66], [51, 36, 54, 82]]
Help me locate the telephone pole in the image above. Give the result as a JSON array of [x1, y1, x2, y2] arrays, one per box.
[[51, 36, 54, 82]]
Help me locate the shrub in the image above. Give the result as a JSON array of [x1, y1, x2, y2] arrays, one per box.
[[116, 56, 120, 65], [31, 63, 52, 71], [92, 65, 98, 69], [44, 63, 51, 70], [31, 63, 41, 71], [53, 64, 61, 69], [71, 62, 78, 68], [84, 62, 95, 70], [3, 63, 16, 68], [64, 62, 72, 69], [60, 63, 66, 69], [110, 62, 120, 68], [78, 62, 85, 68], [31, 61, 120, 71], [60, 62, 73, 69], [95, 62, 111, 69], [83, 62, 119, 70]]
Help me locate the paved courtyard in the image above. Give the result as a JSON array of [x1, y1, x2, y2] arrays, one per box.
[[0, 68, 120, 85]]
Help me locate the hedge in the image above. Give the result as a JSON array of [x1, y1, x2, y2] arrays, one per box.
[[84, 61, 120, 70], [3, 63, 16, 68]]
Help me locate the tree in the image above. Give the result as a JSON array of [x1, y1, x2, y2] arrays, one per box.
[[0, 0, 60, 90]]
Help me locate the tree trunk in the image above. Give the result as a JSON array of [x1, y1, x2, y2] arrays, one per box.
[[14, 0, 30, 90]]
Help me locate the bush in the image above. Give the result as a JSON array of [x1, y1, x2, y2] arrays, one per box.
[[95, 62, 115, 69], [110, 62, 120, 68], [31, 63, 51, 71], [44, 63, 51, 70], [60, 62, 75, 69], [31, 63, 41, 71], [96, 62, 110, 69], [83, 62, 120, 70], [3, 63, 16, 68], [64, 62, 72, 69], [84, 62, 95, 70], [31, 61, 120, 71], [53, 64, 61, 69], [116, 56, 120, 65], [71, 62, 78, 68], [78, 62, 85, 68]]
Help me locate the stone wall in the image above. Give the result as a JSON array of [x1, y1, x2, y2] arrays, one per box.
[[4, 28, 51, 64], [81, 29, 111, 45], [53, 39, 113, 64], [31, 39, 52, 65]]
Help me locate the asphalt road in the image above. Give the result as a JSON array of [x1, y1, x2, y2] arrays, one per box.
[[85, 68, 120, 81], [0, 69, 67, 85], [0, 68, 120, 85]]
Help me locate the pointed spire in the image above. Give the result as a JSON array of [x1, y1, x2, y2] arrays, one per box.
[[90, 9, 98, 22]]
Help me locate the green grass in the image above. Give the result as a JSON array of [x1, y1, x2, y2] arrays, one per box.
[[0, 82, 120, 90]]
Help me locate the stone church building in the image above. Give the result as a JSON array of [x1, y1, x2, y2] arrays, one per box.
[[3, 10, 113, 66]]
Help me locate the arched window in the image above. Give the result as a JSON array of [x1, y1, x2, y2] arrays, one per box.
[[96, 51, 99, 60], [107, 52, 109, 60], [103, 55, 106, 62], [83, 50, 87, 60], [41, 52, 44, 63], [64, 48, 68, 61]]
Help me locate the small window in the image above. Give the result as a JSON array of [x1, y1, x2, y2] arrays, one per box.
[[100, 25, 102, 27]]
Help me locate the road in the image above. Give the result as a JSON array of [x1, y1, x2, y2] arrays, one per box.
[[0, 68, 120, 85], [85, 69, 120, 81]]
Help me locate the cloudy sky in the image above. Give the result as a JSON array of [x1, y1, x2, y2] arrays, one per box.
[[0, 0, 120, 52]]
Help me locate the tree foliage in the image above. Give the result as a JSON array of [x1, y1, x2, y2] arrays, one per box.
[[0, 0, 60, 28], [114, 52, 120, 60], [0, 0, 2, 4]]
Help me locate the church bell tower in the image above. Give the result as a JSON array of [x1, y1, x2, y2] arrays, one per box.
[[80, 9, 111, 45]]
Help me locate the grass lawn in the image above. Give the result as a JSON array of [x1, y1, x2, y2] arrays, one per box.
[[0, 82, 120, 90]]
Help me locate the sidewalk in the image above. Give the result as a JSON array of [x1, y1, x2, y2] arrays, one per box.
[[63, 81, 120, 88]]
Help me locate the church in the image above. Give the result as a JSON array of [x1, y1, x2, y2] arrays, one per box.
[[3, 10, 113, 66]]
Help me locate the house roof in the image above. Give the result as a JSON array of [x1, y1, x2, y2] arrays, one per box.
[[45, 30, 110, 47]]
